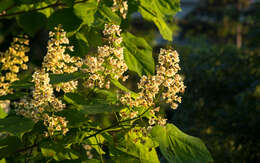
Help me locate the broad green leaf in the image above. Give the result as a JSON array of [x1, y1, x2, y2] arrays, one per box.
[[122, 32, 154, 76], [0, 92, 28, 100], [0, 116, 34, 136], [10, 80, 33, 89], [138, 0, 180, 41], [41, 142, 79, 161], [70, 31, 89, 57], [48, 8, 82, 32], [0, 158, 6, 163], [17, 11, 47, 36], [155, 0, 181, 17], [37, 2, 55, 18], [49, 72, 83, 84], [111, 131, 159, 163], [73, 0, 98, 26], [96, 4, 121, 25], [0, 136, 24, 158], [0, 107, 7, 119], [59, 109, 87, 127], [151, 124, 214, 163], [110, 78, 138, 98], [64, 93, 123, 114], [85, 131, 105, 155]]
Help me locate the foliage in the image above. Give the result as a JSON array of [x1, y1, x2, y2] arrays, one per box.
[[0, 0, 212, 162]]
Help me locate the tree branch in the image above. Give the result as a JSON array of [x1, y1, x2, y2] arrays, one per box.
[[0, 0, 88, 18]]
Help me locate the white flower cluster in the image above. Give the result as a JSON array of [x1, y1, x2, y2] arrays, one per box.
[[43, 25, 83, 93], [120, 49, 185, 127], [121, 49, 185, 110], [14, 26, 78, 136], [0, 36, 29, 96], [82, 24, 128, 89], [111, 0, 128, 19], [15, 70, 68, 136]]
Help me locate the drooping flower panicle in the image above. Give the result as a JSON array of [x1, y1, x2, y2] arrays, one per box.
[[82, 24, 128, 89]]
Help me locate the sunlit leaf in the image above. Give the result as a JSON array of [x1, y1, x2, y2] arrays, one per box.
[[73, 0, 98, 26], [122, 32, 154, 76], [151, 124, 214, 163]]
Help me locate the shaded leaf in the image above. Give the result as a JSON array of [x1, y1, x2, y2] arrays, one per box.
[[17, 11, 47, 36], [0, 136, 24, 158], [0, 116, 34, 136], [151, 124, 213, 163], [49, 72, 83, 84], [64, 93, 123, 114], [48, 8, 82, 32], [122, 32, 154, 76]]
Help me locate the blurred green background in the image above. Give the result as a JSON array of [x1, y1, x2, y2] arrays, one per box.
[[0, 0, 259, 162]]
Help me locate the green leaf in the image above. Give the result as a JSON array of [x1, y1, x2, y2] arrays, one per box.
[[110, 132, 160, 163], [70, 31, 89, 57], [96, 4, 121, 25], [17, 11, 47, 36], [138, 0, 180, 41], [110, 78, 138, 98], [155, 0, 181, 17], [0, 107, 7, 119], [59, 109, 87, 127], [0, 92, 28, 100], [0, 158, 6, 163], [48, 8, 83, 32], [49, 72, 83, 84], [64, 93, 123, 114], [122, 32, 155, 76], [0, 136, 24, 158], [0, 116, 34, 136], [73, 0, 98, 26], [150, 124, 214, 163], [41, 142, 79, 161], [10, 80, 33, 89]]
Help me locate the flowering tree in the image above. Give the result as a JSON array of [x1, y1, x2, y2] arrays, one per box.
[[0, 0, 213, 162]]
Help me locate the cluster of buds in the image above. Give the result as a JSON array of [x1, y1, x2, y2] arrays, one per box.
[[0, 36, 29, 96], [42, 25, 83, 93], [111, 0, 128, 19], [82, 24, 128, 89], [43, 113, 69, 136]]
